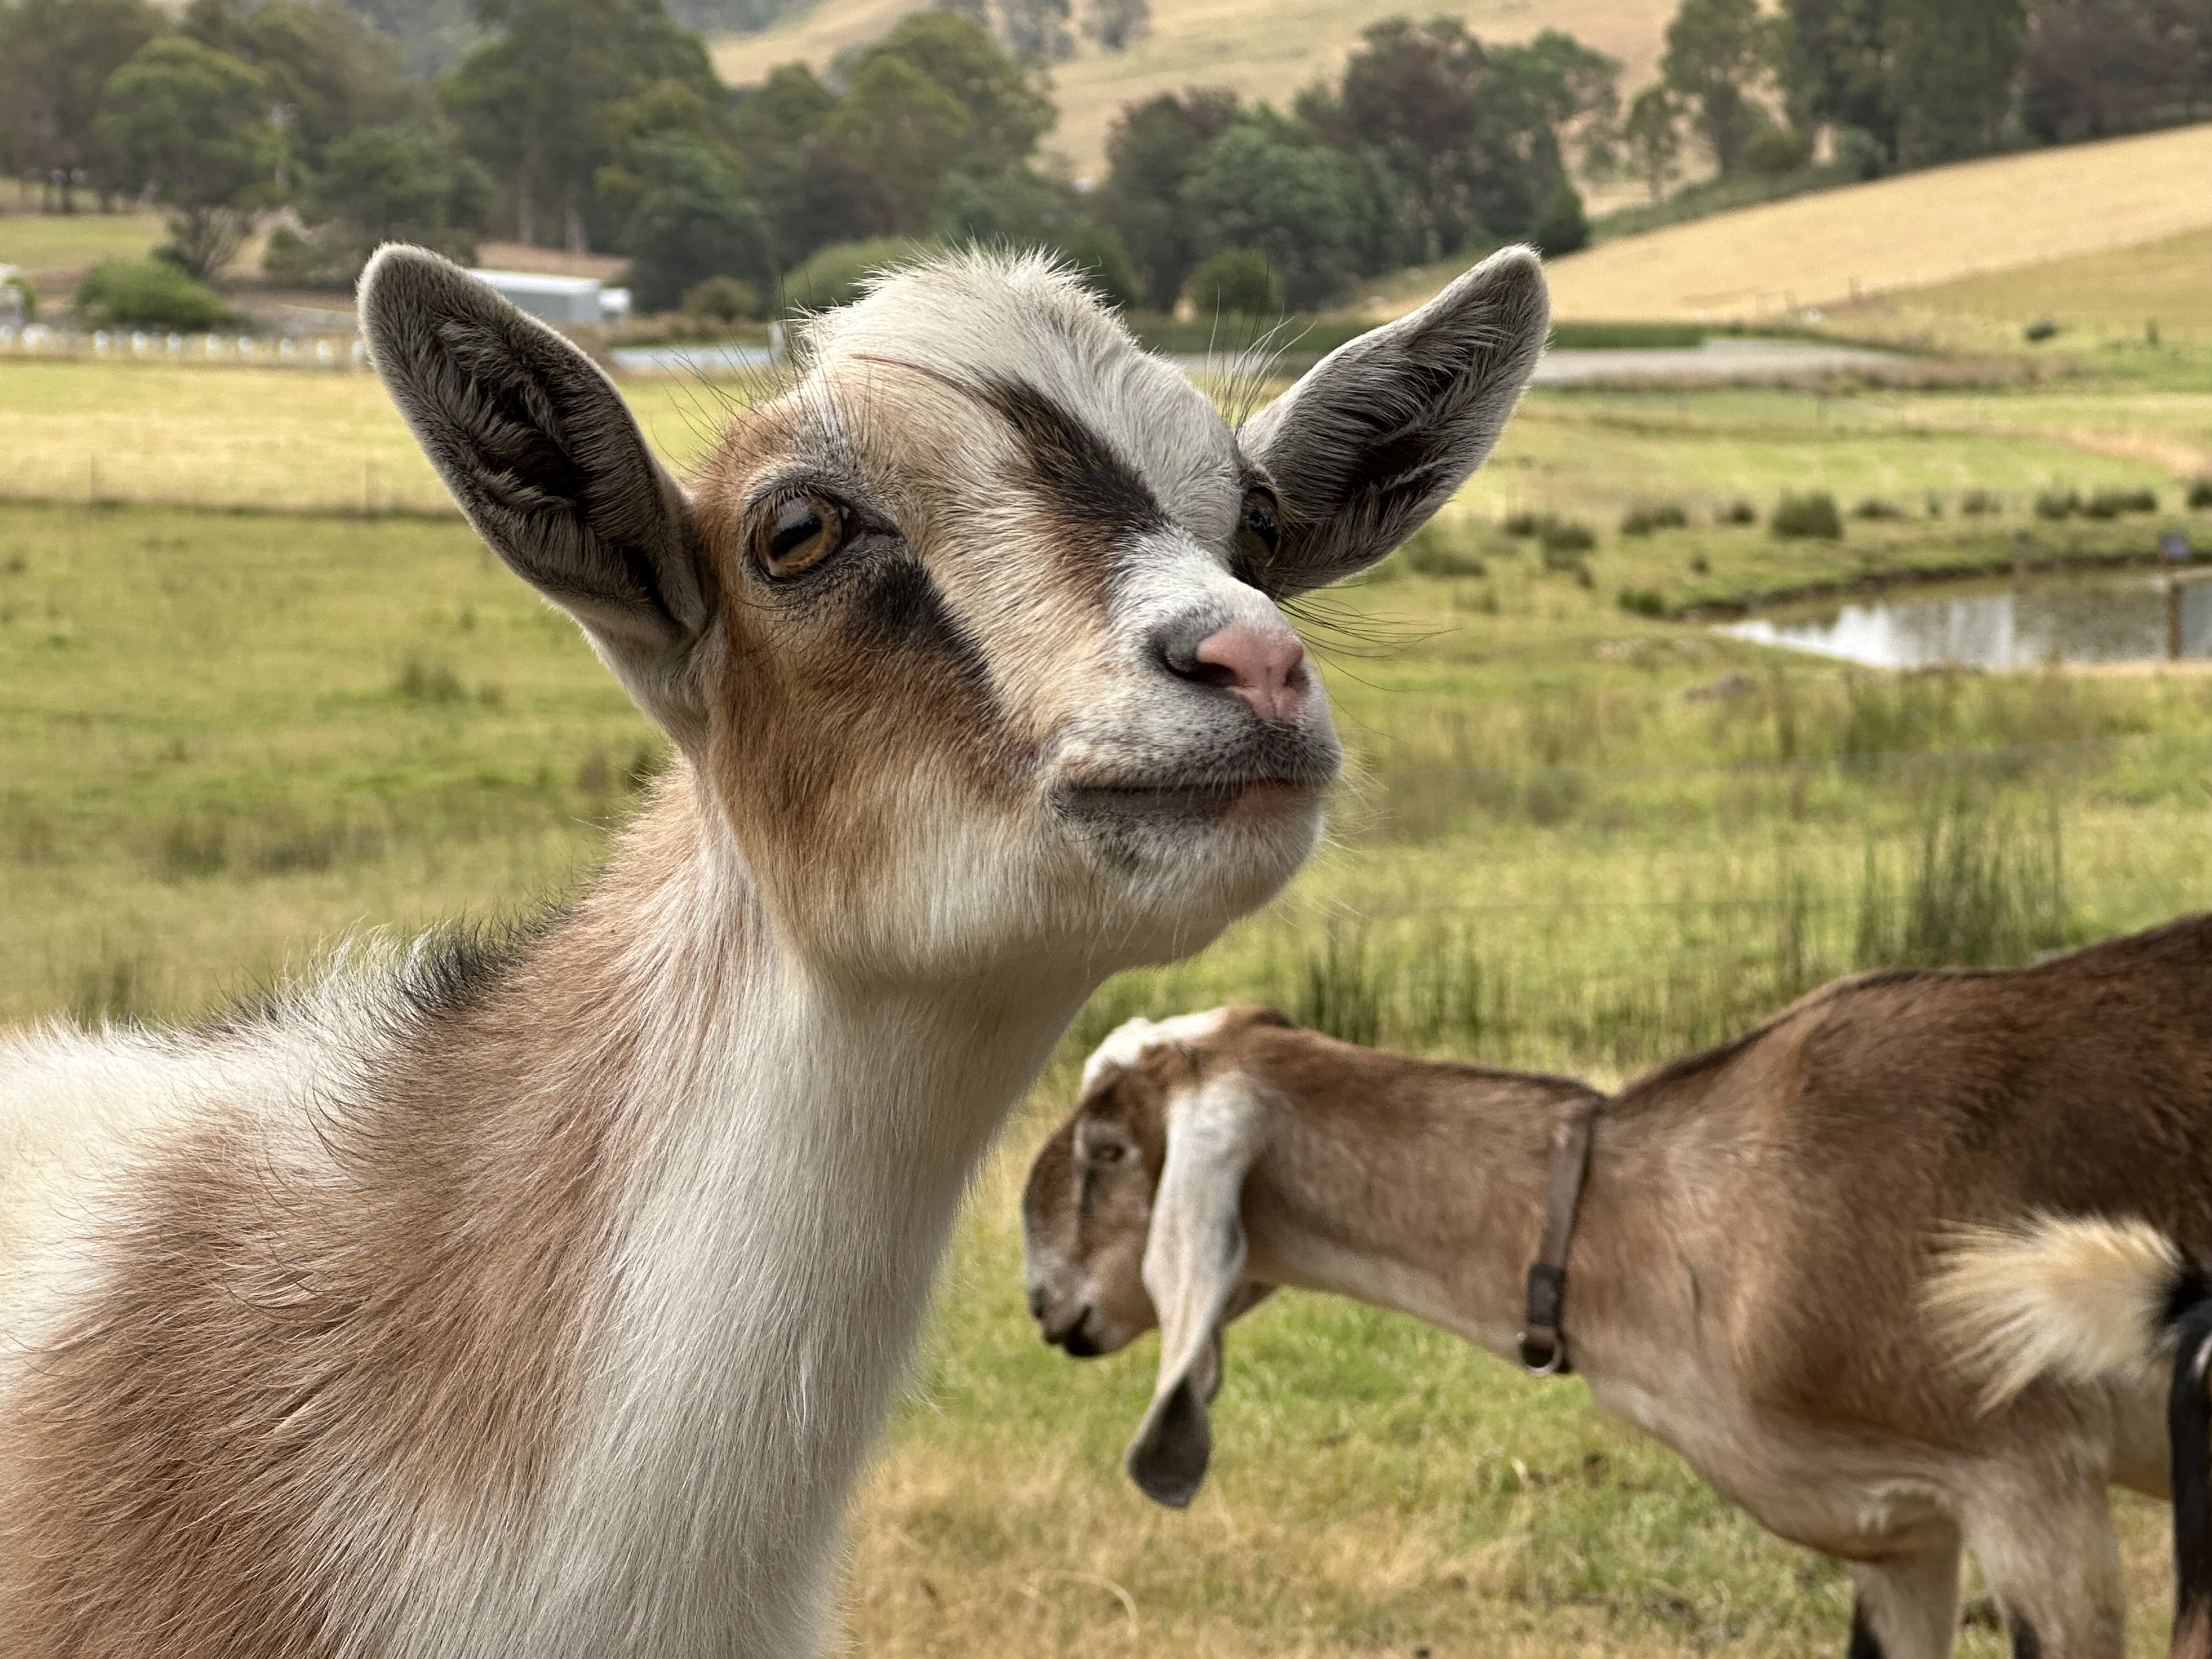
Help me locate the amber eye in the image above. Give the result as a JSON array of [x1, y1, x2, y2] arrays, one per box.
[[1239, 487, 1281, 563], [1088, 1141, 1126, 1165], [754, 492, 845, 578]]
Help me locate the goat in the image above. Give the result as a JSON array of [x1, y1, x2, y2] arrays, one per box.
[[1928, 1216, 2212, 1659], [1024, 914, 2212, 1659], [0, 243, 1550, 1658]]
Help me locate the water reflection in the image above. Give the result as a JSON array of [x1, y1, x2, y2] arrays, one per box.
[[1724, 570, 2212, 669]]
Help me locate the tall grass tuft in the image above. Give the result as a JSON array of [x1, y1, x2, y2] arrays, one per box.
[[1855, 792, 2068, 969], [1295, 923, 1387, 1046]]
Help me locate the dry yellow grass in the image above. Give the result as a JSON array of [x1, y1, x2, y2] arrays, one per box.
[[1536, 120, 2212, 323], [1894, 224, 2212, 339], [712, 0, 1674, 182]]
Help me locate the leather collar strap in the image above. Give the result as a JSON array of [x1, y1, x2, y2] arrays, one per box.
[[1517, 1092, 1604, 1376]]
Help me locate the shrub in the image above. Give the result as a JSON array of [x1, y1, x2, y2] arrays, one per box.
[[1530, 182, 1589, 257], [1184, 246, 1280, 319], [2023, 317, 2059, 342], [1851, 497, 1904, 520], [1720, 499, 1757, 526], [1620, 503, 1688, 536], [781, 238, 929, 313], [1, 271, 33, 322], [1502, 509, 1547, 537], [1688, 552, 1709, 574], [1959, 489, 2001, 516], [2034, 488, 2080, 520], [262, 226, 337, 287], [1398, 522, 1486, 577], [75, 258, 232, 330], [1617, 586, 1667, 618], [1771, 492, 1842, 540], [2080, 486, 2157, 518], [1538, 518, 1597, 556], [1744, 123, 1814, 177], [682, 276, 759, 323], [2188, 479, 2212, 510], [1054, 218, 1141, 312]]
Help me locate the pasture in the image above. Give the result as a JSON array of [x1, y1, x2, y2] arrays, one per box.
[[3, 347, 2209, 1652], [1533, 120, 2212, 325]]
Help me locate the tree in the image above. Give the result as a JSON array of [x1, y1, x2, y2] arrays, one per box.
[[182, 0, 416, 182], [1084, 0, 1149, 52], [0, 0, 166, 212], [1179, 113, 1369, 310], [1781, 0, 1897, 162], [859, 12, 1054, 176], [97, 36, 280, 276], [1621, 84, 1685, 200], [820, 55, 972, 234], [999, 0, 1073, 62], [620, 136, 774, 312], [1662, 0, 1783, 176], [442, 0, 725, 250], [727, 63, 869, 267], [1888, 0, 2023, 167], [1094, 87, 1239, 310], [301, 122, 488, 279], [2021, 0, 2210, 144]]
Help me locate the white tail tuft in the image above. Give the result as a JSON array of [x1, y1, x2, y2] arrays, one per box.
[[1923, 1214, 2183, 1413]]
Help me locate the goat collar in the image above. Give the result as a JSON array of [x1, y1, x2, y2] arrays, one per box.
[[1517, 1092, 1605, 1376]]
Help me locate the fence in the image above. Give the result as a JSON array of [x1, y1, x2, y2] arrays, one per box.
[[0, 323, 365, 368]]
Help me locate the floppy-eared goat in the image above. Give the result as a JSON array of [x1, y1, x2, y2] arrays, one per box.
[[1026, 915, 2212, 1659]]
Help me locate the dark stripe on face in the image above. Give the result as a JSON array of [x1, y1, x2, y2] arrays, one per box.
[[846, 554, 996, 702], [976, 374, 1168, 544]]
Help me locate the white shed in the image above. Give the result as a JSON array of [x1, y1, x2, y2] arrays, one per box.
[[466, 270, 630, 326]]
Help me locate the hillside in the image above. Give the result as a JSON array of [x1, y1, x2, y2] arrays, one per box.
[[710, 0, 1674, 182], [1532, 120, 2212, 323]]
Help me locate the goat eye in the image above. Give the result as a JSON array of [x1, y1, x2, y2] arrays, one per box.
[[755, 492, 845, 578], [1089, 1142, 1126, 1165], [1239, 488, 1280, 562]]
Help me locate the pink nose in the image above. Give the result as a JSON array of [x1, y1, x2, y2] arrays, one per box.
[[1193, 622, 1309, 724]]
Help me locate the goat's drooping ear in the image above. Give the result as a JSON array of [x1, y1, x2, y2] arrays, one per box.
[[358, 245, 714, 732], [1125, 1078, 1266, 1508], [1237, 245, 1549, 596]]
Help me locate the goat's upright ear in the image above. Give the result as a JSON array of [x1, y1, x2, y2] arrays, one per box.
[[1237, 245, 1548, 596], [358, 245, 715, 732], [1125, 1077, 1267, 1508]]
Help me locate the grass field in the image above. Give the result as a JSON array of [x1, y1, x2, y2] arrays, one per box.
[[1885, 225, 2212, 348], [0, 207, 168, 295], [7, 353, 2212, 1651], [711, 0, 1675, 183], [0, 359, 740, 512], [1533, 121, 2212, 324]]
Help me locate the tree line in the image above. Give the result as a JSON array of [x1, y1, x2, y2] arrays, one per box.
[[2, 0, 2208, 321], [1630, 0, 2212, 200]]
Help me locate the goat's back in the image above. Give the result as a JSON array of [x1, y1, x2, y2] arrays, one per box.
[[1618, 912, 2212, 1440]]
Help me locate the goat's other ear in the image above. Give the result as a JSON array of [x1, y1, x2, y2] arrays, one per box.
[[358, 245, 714, 731], [1237, 245, 1548, 596], [1125, 1079, 1266, 1508]]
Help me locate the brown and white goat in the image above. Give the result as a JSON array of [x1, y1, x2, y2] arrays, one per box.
[[0, 244, 1549, 1657], [1025, 915, 2212, 1659], [1928, 1217, 2212, 1659]]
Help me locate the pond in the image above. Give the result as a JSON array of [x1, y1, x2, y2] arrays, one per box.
[[1723, 565, 2212, 669]]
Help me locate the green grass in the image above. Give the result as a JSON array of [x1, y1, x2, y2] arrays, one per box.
[[5, 359, 2211, 1653], [0, 359, 741, 514], [0, 207, 169, 287]]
